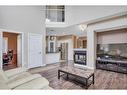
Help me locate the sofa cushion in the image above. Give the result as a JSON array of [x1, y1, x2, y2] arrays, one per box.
[[8, 72, 31, 82], [0, 68, 52, 90], [0, 81, 10, 89], [5, 67, 27, 78], [41, 86, 53, 90], [8, 74, 42, 89], [13, 77, 49, 89]]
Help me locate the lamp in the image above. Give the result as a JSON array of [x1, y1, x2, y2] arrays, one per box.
[[46, 18, 50, 22], [79, 24, 87, 31]]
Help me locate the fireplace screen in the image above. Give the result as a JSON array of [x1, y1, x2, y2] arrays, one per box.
[[74, 51, 86, 65]]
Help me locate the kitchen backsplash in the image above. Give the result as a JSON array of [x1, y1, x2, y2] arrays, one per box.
[[97, 43, 127, 57]]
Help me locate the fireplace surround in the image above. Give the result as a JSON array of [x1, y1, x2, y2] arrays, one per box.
[[74, 49, 87, 65]]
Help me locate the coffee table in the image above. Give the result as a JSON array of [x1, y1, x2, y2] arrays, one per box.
[[58, 65, 94, 89]]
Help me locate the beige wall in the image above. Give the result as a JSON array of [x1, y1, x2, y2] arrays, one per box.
[[77, 36, 87, 48], [97, 28, 127, 44], [3, 32, 18, 54], [72, 35, 77, 48]]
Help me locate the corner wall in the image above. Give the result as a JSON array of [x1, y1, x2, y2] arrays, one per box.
[[0, 6, 46, 68]]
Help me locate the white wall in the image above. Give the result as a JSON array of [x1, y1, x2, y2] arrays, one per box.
[[0, 6, 46, 68], [65, 6, 127, 26], [58, 38, 73, 60], [87, 16, 127, 69]]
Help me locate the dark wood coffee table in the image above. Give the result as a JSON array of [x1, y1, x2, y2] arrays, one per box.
[[58, 65, 94, 89]]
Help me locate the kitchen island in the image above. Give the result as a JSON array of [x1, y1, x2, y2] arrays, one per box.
[[46, 52, 60, 64]]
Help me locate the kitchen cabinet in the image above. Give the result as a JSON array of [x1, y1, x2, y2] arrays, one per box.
[[96, 59, 127, 74]]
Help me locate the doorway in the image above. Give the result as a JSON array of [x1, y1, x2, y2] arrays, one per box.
[[0, 30, 23, 70], [60, 43, 68, 61]]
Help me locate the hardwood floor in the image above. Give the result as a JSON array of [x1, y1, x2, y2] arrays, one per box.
[[3, 63, 17, 71], [29, 61, 127, 89]]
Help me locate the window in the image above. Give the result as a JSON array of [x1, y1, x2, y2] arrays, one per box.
[[46, 5, 65, 22]]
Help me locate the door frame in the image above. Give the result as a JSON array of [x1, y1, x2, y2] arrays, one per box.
[[0, 29, 24, 69], [2, 37, 8, 54], [28, 33, 44, 69]]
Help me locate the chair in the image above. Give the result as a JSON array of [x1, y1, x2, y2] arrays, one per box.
[[7, 50, 13, 61], [3, 53, 9, 65]]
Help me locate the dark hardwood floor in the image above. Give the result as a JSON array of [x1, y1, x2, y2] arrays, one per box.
[[29, 61, 127, 89], [3, 63, 17, 71]]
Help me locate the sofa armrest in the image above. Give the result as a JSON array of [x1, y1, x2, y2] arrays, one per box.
[[41, 86, 53, 90], [0, 81, 10, 89], [7, 74, 41, 89], [4, 67, 27, 78]]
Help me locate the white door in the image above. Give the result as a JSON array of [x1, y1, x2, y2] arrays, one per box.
[[28, 33, 43, 68]]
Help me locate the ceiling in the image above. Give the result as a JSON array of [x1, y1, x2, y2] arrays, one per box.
[[46, 24, 87, 37]]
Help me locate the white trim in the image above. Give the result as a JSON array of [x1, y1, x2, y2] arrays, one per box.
[[0, 28, 24, 70], [2, 37, 8, 54], [28, 33, 30, 69], [0, 29, 24, 34], [0, 32, 3, 69], [17, 34, 24, 67], [22, 33, 24, 68], [95, 25, 127, 33]]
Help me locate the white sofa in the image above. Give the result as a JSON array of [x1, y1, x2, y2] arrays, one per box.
[[0, 67, 53, 90]]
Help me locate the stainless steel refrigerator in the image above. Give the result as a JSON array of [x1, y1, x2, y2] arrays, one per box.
[[60, 43, 68, 60]]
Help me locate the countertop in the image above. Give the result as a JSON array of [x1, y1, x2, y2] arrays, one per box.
[[97, 58, 127, 64], [46, 52, 60, 54], [73, 48, 87, 51]]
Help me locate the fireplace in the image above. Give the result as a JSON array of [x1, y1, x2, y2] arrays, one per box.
[[73, 49, 87, 65]]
